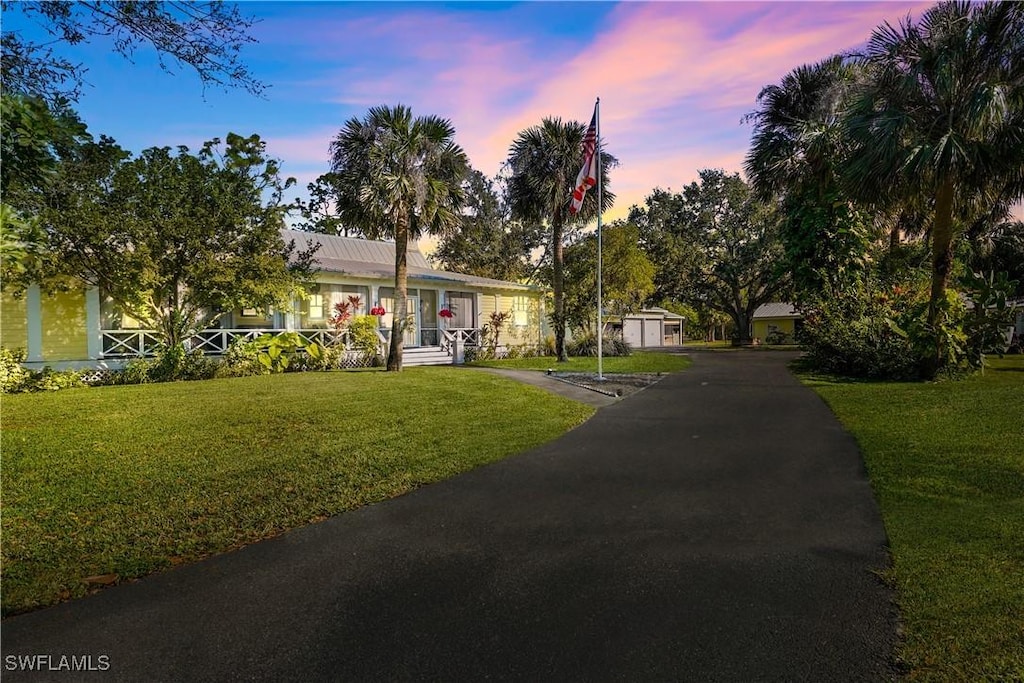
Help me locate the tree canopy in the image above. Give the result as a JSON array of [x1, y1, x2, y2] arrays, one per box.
[[25, 133, 316, 348], [1, 1, 264, 106], [562, 221, 655, 333], [634, 170, 787, 346], [432, 167, 542, 282]]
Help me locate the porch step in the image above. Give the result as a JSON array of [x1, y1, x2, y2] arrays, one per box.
[[400, 346, 453, 367]]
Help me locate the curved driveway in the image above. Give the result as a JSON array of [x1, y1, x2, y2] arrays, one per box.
[[2, 351, 896, 682]]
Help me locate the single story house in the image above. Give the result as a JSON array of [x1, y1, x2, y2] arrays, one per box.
[[752, 303, 802, 344], [0, 229, 548, 369]]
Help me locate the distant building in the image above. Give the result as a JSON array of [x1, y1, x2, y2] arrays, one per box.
[[751, 303, 802, 344]]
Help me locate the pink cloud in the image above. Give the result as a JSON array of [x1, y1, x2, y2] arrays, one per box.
[[270, 1, 940, 218]]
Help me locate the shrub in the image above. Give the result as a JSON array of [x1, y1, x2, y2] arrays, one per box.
[[149, 345, 219, 382], [1, 348, 86, 393], [292, 342, 342, 372], [114, 357, 155, 385], [567, 332, 632, 357], [253, 332, 306, 373], [217, 338, 266, 377], [31, 367, 86, 391], [541, 335, 557, 357], [348, 315, 383, 365], [1, 347, 32, 393], [798, 284, 920, 380]]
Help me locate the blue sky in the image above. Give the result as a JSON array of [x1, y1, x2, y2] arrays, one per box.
[[14, 0, 1016, 227]]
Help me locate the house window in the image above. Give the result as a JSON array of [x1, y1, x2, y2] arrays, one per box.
[[301, 285, 368, 328], [512, 296, 530, 327]]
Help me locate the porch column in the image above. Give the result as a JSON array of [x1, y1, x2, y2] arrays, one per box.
[[26, 284, 42, 362], [85, 287, 102, 360], [284, 297, 297, 331]]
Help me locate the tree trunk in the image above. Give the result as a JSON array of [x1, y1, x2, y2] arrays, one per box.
[[731, 311, 753, 346], [923, 179, 956, 379], [387, 215, 409, 372], [552, 207, 568, 362], [730, 290, 753, 347]]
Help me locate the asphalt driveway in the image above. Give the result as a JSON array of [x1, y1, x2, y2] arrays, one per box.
[[1, 350, 896, 682]]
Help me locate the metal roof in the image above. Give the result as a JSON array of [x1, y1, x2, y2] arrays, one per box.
[[752, 302, 801, 319], [283, 229, 541, 292]]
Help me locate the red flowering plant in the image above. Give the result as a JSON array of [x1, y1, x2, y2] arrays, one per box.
[[369, 305, 386, 316], [438, 308, 454, 319], [328, 295, 363, 333]]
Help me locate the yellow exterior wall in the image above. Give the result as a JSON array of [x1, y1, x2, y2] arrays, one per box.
[[481, 294, 497, 319], [1, 291, 28, 349], [41, 289, 89, 360], [753, 318, 796, 343]]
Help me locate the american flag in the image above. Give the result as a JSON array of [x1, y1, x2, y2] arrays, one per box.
[[569, 104, 598, 215]]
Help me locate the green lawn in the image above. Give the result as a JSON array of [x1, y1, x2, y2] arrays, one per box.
[[468, 350, 691, 373], [0, 368, 593, 615], [804, 357, 1024, 681]]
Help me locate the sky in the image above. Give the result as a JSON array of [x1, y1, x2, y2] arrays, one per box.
[[14, 0, 1018, 236]]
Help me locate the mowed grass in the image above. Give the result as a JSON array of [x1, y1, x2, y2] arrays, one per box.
[[468, 350, 691, 373], [804, 357, 1024, 681], [1, 368, 594, 615]]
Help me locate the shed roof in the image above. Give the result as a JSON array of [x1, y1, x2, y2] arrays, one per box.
[[283, 229, 541, 292], [752, 302, 800, 319]]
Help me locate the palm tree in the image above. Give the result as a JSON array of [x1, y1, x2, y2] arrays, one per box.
[[744, 55, 858, 201], [843, 1, 1024, 377], [744, 56, 876, 299], [329, 104, 468, 371], [506, 117, 616, 361]]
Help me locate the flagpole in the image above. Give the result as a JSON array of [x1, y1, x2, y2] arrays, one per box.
[[595, 97, 603, 382]]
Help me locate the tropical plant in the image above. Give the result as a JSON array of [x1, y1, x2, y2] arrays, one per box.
[[328, 104, 469, 371], [481, 310, 511, 356], [327, 296, 362, 335], [567, 333, 632, 358], [254, 332, 307, 373], [744, 55, 874, 299], [843, 0, 1024, 377], [506, 117, 617, 361]]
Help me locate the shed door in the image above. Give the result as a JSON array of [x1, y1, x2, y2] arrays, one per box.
[[643, 319, 661, 347], [623, 319, 643, 347]]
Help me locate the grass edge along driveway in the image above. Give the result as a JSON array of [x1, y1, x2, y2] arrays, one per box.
[[803, 357, 1024, 682], [1, 367, 594, 615]]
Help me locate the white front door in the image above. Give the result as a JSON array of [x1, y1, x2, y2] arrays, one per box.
[[403, 297, 420, 347]]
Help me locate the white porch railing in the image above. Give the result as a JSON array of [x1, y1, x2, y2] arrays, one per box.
[[99, 327, 481, 359], [101, 328, 360, 357], [440, 328, 481, 355]]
